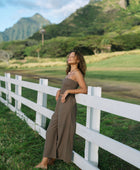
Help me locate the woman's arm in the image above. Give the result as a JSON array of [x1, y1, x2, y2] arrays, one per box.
[[55, 89, 61, 101], [67, 71, 87, 94]]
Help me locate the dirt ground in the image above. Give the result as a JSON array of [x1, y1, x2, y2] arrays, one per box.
[[7, 69, 140, 104]]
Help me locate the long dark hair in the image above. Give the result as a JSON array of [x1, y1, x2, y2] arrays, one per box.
[[66, 50, 87, 77]]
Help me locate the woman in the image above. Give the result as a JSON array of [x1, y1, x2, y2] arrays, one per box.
[[35, 50, 87, 169]]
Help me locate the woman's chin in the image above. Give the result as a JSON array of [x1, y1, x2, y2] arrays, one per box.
[[68, 62, 75, 65]]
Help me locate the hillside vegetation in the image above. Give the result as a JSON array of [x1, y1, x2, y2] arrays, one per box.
[[0, 32, 140, 59], [30, 0, 140, 40]]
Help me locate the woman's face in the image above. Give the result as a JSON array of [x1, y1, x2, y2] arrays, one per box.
[[67, 52, 79, 65]]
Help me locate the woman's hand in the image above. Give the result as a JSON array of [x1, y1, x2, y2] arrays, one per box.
[[61, 90, 69, 103], [55, 89, 60, 101]]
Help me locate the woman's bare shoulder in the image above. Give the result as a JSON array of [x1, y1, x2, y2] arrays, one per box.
[[75, 69, 84, 80], [75, 69, 82, 75]]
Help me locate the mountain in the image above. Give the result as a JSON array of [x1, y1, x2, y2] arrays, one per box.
[[30, 0, 140, 40], [0, 13, 51, 42]]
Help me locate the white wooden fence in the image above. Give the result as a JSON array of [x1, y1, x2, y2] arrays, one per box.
[[0, 72, 140, 170]]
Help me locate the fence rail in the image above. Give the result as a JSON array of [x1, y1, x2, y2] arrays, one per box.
[[0, 73, 140, 170]]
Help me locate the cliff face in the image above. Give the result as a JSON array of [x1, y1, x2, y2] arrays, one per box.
[[119, 0, 128, 9], [118, 0, 140, 9], [90, 0, 140, 9]]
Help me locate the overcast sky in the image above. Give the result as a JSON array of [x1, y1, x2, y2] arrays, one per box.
[[0, 0, 90, 32]]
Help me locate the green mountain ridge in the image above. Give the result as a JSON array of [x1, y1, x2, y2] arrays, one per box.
[[30, 0, 140, 41], [0, 13, 51, 42]]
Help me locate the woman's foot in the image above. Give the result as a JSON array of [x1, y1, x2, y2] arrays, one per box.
[[35, 157, 48, 169], [35, 162, 47, 169]]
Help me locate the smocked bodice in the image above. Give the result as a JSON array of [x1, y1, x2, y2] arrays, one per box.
[[60, 77, 79, 94]]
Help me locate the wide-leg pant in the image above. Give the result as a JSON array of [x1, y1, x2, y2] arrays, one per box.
[[43, 95, 77, 163]]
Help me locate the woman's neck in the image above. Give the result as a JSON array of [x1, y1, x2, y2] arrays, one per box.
[[70, 65, 78, 72]]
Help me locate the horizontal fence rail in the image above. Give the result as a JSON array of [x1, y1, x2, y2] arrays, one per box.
[[0, 73, 140, 170], [0, 75, 140, 121]]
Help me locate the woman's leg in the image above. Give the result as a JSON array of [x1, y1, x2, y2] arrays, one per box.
[[56, 100, 76, 163], [43, 111, 58, 158], [35, 111, 58, 168]]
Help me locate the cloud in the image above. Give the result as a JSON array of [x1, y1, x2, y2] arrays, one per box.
[[0, 0, 90, 25], [9, 0, 90, 23], [0, 0, 70, 9], [43, 0, 90, 23], [36, 0, 70, 9], [0, 0, 89, 10], [0, 0, 37, 9]]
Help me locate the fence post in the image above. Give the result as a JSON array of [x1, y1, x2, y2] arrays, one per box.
[[35, 78, 48, 128], [5, 73, 12, 104], [15, 75, 22, 112], [85, 86, 102, 166]]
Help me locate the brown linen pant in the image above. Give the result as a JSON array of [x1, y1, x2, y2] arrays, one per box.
[[43, 95, 77, 163]]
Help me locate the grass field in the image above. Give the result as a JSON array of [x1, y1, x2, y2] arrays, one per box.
[[0, 50, 140, 169], [0, 102, 80, 170]]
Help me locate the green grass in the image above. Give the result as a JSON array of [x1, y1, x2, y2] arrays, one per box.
[[0, 102, 80, 170], [86, 70, 140, 83], [86, 53, 140, 83], [87, 54, 140, 68]]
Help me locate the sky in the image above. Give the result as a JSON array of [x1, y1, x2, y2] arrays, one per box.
[[0, 0, 90, 32]]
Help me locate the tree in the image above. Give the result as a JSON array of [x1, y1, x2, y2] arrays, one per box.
[[0, 50, 13, 64], [36, 48, 41, 58]]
